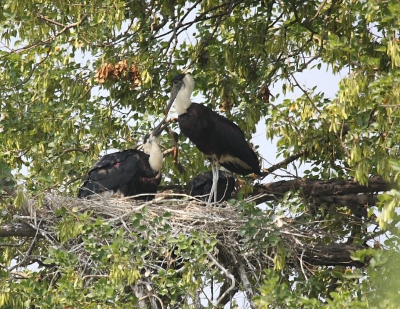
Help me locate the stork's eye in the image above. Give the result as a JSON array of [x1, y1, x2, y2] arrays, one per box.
[[144, 133, 150, 143]]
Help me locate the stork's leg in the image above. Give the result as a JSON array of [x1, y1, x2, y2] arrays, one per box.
[[214, 162, 219, 204], [208, 161, 219, 204], [207, 163, 215, 204]]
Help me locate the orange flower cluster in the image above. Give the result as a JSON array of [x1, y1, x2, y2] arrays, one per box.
[[94, 60, 141, 89]]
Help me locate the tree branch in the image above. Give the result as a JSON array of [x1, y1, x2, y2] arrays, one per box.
[[12, 14, 88, 53], [253, 176, 395, 204], [237, 262, 256, 309], [313, 194, 379, 217], [214, 244, 240, 306], [0, 222, 38, 238], [208, 252, 236, 307], [299, 243, 366, 267], [160, 176, 392, 208], [260, 150, 306, 177]]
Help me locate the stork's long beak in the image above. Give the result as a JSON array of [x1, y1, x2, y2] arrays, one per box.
[[151, 118, 168, 137], [165, 81, 183, 117]]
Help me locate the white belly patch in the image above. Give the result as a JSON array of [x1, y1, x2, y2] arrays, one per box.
[[219, 154, 252, 170]]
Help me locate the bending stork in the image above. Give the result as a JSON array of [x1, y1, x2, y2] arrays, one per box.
[[166, 73, 260, 203], [78, 121, 165, 200]]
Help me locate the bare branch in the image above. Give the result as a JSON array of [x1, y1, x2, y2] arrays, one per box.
[[36, 13, 66, 27], [261, 150, 306, 177], [309, 0, 328, 22], [299, 250, 308, 281], [192, 291, 205, 309], [11, 14, 88, 53], [207, 252, 235, 307], [237, 262, 256, 309], [10, 270, 31, 279], [132, 284, 150, 309]]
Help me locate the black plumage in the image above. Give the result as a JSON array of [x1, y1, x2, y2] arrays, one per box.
[[78, 123, 165, 199], [78, 149, 161, 199], [190, 170, 235, 202], [166, 73, 261, 176], [179, 103, 260, 175]]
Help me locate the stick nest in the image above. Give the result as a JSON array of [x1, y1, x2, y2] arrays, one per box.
[[19, 193, 331, 266], [30, 193, 246, 234], [10, 193, 352, 307]]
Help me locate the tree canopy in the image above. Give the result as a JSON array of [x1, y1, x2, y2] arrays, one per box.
[[1, 0, 400, 308]]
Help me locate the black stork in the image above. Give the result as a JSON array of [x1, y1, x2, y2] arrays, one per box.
[[165, 73, 261, 203], [190, 169, 235, 202], [78, 121, 166, 199]]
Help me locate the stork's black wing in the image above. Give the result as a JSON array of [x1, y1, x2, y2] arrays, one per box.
[[78, 149, 144, 198], [179, 103, 260, 175], [211, 111, 261, 175]]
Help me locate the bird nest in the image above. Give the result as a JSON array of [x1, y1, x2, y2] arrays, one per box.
[[17, 192, 329, 267], [29, 193, 245, 234], [10, 193, 353, 307]]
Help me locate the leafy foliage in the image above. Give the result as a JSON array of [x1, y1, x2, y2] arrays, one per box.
[[1, 0, 400, 308]]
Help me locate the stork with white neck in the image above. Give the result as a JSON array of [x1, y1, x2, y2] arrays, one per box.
[[165, 73, 261, 203], [78, 120, 166, 200]]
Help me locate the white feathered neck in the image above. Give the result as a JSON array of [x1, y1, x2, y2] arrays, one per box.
[[143, 137, 163, 172], [175, 74, 195, 115]]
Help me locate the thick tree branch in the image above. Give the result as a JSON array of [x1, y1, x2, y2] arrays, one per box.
[[298, 243, 365, 267], [253, 176, 394, 204], [313, 194, 379, 217], [0, 222, 38, 238], [159, 176, 393, 209]]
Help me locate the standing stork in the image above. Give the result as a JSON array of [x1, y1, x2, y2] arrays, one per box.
[[165, 73, 261, 203], [78, 121, 166, 200]]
